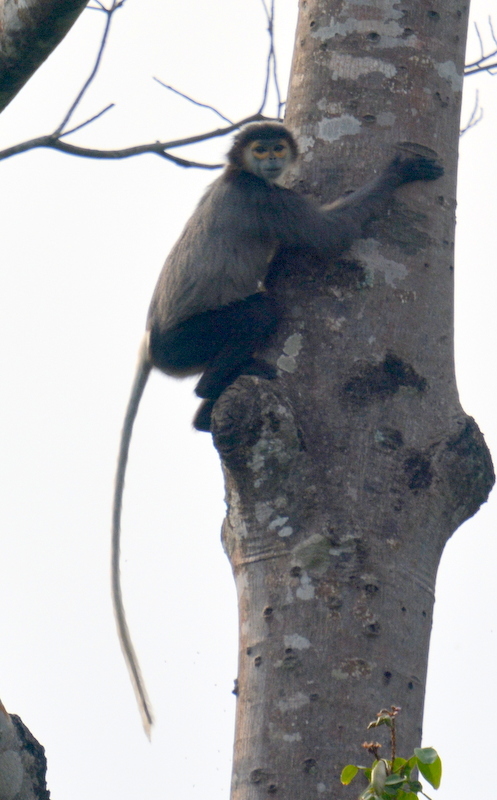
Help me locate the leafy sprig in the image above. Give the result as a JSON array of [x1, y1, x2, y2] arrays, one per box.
[[340, 707, 441, 799]]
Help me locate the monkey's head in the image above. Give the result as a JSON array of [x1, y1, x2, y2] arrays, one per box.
[[228, 122, 298, 183]]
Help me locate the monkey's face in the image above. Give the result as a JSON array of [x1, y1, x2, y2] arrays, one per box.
[[243, 138, 293, 183]]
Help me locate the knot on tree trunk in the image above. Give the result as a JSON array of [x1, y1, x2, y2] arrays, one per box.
[[211, 376, 323, 565], [438, 416, 495, 527], [211, 375, 304, 473]]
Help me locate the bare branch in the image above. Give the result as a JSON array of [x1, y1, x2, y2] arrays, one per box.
[[460, 90, 483, 136], [464, 17, 497, 76], [0, 0, 274, 171], [464, 57, 497, 76], [0, 134, 221, 167], [153, 78, 233, 125], [0, 113, 269, 165], [55, 0, 125, 135], [50, 139, 224, 168]]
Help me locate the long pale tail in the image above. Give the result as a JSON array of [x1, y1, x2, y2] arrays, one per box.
[[111, 332, 154, 737]]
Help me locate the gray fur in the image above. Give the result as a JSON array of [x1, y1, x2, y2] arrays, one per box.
[[112, 122, 443, 735], [147, 176, 277, 332], [146, 155, 429, 342]]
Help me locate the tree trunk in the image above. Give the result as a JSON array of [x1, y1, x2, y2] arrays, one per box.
[[0, 0, 88, 113], [213, 2, 494, 798]]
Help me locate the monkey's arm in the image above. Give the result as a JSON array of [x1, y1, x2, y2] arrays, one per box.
[[319, 156, 444, 256], [268, 156, 443, 260]]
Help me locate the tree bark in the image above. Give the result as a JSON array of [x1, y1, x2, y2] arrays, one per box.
[[0, 702, 49, 800], [0, 0, 88, 113], [214, 2, 494, 798]]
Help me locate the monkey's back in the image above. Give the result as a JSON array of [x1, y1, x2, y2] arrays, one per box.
[[147, 171, 284, 335]]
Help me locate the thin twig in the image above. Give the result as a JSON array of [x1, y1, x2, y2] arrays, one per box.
[[475, 20, 484, 61], [269, 0, 282, 118], [141, 113, 266, 150], [60, 104, 115, 137], [55, 0, 125, 135], [258, 0, 272, 115], [153, 78, 233, 124], [258, 0, 282, 118], [390, 716, 396, 765], [460, 90, 483, 136], [489, 15, 497, 47]]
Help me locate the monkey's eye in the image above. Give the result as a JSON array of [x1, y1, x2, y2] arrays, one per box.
[[250, 142, 270, 159], [273, 142, 288, 158]]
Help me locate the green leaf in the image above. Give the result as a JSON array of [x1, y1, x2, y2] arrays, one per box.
[[414, 747, 438, 765], [396, 792, 418, 800], [417, 755, 442, 789], [340, 764, 359, 785], [392, 757, 407, 773], [364, 768, 372, 781], [385, 774, 405, 787], [371, 760, 388, 793], [368, 715, 393, 729], [408, 780, 422, 792]]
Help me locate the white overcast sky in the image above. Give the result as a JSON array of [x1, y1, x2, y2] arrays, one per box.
[[0, 1, 495, 798]]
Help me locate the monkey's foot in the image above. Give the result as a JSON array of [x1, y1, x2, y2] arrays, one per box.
[[240, 358, 277, 381], [193, 399, 215, 432], [393, 154, 444, 184], [195, 358, 276, 399]]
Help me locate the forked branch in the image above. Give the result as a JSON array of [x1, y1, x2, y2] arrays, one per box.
[[0, 0, 283, 167]]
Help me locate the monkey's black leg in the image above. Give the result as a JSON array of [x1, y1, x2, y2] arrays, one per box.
[[149, 293, 279, 380], [194, 293, 279, 400], [149, 293, 279, 431], [149, 308, 233, 375]]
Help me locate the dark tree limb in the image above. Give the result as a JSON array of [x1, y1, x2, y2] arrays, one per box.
[[0, 0, 90, 113]]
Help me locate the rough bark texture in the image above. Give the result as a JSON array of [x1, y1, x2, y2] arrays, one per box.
[[214, 2, 494, 799], [0, 0, 88, 113], [0, 703, 49, 800]]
